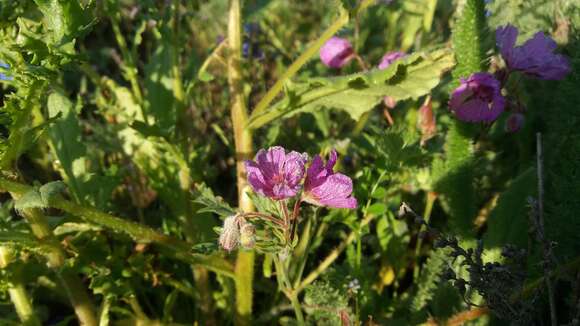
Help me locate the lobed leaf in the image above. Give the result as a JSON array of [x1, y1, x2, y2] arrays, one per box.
[[247, 49, 454, 129]]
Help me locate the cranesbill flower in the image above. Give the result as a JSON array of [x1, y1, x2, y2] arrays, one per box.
[[303, 149, 357, 209], [320, 37, 354, 68], [378, 51, 406, 70], [245, 146, 307, 200], [496, 24, 571, 80], [449, 72, 505, 122]]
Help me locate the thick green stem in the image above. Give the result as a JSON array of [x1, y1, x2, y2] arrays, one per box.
[[227, 0, 255, 324], [0, 247, 41, 326], [0, 177, 234, 277]]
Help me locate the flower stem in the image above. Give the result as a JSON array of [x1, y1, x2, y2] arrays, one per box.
[[227, 0, 255, 324], [0, 176, 235, 277]]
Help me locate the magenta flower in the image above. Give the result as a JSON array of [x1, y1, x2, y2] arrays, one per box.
[[320, 37, 354, 68], [449, 72, 506, 123], [496, 24, 571, 80], [302, 150, 357, 209], [378, 51, 406, 70], [245, 146, 307, 200]]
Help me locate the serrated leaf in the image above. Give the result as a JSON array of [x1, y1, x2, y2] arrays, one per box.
[[47, 91, 91, 203], [247, 49, 454, 129], [193, 184, 236, 217], [39, 181, 66, 202], [33, 0, 95, 48]]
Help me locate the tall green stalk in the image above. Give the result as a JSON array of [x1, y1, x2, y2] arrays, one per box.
[[227, 1, 255, 324]]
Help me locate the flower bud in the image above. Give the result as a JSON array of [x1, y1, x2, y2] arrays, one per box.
[[505, 113, 525, 133], [239, 223, 256, 249], [383, 96, 397, 109], [219, 215, 240, 252], [418, 96, 436, 145], [320, 37, 354, 68]]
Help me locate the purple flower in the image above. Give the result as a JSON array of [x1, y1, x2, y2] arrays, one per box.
[[378, 51, 406, 70], [449, 72, 506, 122], [496, 24, 571, 80], [302, 150, 357, 209], [320, 37, 354, 68], [245, 146, 307, 200]]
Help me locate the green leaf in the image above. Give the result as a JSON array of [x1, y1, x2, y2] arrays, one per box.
[[46, 91, 90, 203], [14, 188, 45, 213], [33, 0, 95, 48], [247, 49, 454, 129], [144, 27, 177, 133], [193, 184, 237, 218]]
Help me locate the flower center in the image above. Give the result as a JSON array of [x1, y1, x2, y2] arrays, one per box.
[[272, 173, 285, 184]]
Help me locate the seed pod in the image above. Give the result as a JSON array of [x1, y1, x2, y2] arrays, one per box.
[[219, 215, 240, 252]]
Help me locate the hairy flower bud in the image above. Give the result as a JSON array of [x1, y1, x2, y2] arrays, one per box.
[[219, 215, 240, 252], [240, 223, 256, 249], [418, 96, 436, 145]]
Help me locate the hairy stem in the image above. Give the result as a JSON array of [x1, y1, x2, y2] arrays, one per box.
[[0, 177, 234, 277], [227, 0, 255, 324]]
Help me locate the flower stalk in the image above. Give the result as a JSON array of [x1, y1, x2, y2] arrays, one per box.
[[0, 176, 235, 277], [227, 0, 255, 324]]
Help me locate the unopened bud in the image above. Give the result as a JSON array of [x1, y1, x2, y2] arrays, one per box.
[[383, 96, 397, 109], [240, 223, 256, 249], [505, 113, 525, 133], [418, 96, 436, 145], [219, 215, 240, 252]]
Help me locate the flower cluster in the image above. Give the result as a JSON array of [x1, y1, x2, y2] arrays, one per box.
[[245, 146, 357, 209], [218, 147, 357, 252], [449, 24, 570, 126]]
